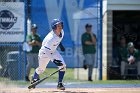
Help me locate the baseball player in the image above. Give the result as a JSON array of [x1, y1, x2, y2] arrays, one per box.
[[31, 19, 66, 90]]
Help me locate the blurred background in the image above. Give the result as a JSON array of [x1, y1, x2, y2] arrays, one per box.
[[0, 0, 140, 83]]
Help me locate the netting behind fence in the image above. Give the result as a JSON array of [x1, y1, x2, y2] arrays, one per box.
[[0, 0, 102, 82], [0, 0, 26, 82], [0, 44, 26, 80], [0, 0, 23, 2]]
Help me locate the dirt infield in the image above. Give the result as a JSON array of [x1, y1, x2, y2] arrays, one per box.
[[0, 88, 140, 93], [1, 82, 140, 93]]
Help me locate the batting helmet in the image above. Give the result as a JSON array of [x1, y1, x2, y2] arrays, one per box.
[[127, 42, 134, 49], [51, 19, 63, 30], [31, 24, 37, 29]]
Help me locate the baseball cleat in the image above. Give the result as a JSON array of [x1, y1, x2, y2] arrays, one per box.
[[31, 78, 40, 84], [30, 79, 40, 89], [25, 76, 30, 82], [57, 82, 65, 90]]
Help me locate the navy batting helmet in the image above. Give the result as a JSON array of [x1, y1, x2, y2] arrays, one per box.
[[51, 19, 63, 30]]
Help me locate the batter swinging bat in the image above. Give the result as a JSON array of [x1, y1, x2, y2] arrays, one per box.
[[28, 67, 64, 89]]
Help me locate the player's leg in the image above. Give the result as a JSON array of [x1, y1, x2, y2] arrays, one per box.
[[25, 53, 34, 82], [88, 65, 93, 81], [89, 54, 95, 81], [33, 53, 39, 70], [137, 61, 140, 79], [84, 54, 93, 81], [52, 50, 66, 90], [121, 61, 127, 79], [31, 53, 40, 82], [32, 50, 51, 83]]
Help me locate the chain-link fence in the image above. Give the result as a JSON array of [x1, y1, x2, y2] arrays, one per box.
[[0, 0, 102, 82], [0, 0, 23, 2], [0, 43, 26, 80], [0, 0, 26, 81]]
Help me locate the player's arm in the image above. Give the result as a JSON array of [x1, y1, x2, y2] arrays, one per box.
[[28, 40, 37, 46], [59, 42, 65, 51], [35, 36, 42, 46], [90, 33, 96, 45], [35, 41, 42, 46], [28, 36, 42, 46], [26, 35, 36, 46], [28, 40, 40, 46], [82, 34, 95, 45], [84, 41, 93, 45]]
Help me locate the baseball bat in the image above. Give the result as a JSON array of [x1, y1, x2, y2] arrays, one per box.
[[28, 67, 64, 89]]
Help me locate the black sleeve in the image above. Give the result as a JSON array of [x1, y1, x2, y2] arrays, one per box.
[[59, 42, 65, 52]]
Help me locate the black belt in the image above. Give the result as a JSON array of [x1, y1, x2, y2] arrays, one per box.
[[44, 46, 51, 50]]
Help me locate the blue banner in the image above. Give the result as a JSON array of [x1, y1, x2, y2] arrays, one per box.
[[31, 0, 98, 47], [31, 0, 100, 68]]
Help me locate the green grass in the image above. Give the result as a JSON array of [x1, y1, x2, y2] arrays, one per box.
[[29, 68, 75, 82], [0, 68, 76, 86], [0, 68, 140, 86]]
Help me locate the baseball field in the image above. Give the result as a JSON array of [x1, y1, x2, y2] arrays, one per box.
[[1, 81, 140, 93], [0, 68, 140, 93]]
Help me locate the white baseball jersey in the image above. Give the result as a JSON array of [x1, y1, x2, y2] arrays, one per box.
[[40, 30, 64, 53], [36, 30, 65, 74]]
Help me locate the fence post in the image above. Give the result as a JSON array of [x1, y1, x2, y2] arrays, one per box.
[[99, 0, 103, 80]]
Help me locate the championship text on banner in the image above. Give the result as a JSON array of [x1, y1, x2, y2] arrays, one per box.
[[0, 2, 25, 42]]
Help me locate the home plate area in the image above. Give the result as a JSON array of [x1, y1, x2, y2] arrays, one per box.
[[1, 88, 140, 93], [1, 82, 140, 93]]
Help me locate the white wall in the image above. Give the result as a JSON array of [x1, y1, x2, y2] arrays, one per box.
[[107, 0, 140, 10], [103, 0, 107, 15], [108, 0, 140, 4]]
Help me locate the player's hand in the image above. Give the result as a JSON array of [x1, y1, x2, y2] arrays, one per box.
[[59, 43, 65, 52], [60, 45, 65, 51], [32, 40, 36, 44], [31, 40, 36, 45], [35, 41, 42, 46], [128, 56, 135, 64], [28, 40, 36, 46]]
